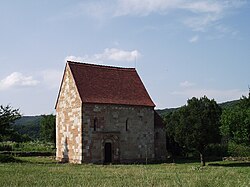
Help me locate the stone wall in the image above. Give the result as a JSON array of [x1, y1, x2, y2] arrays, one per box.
[[55, 64, 166, 164], [82, 104, 155, 163], [154, 112, 167, 161], [56, 65, 82, 163], [154, 127, 167, 161]]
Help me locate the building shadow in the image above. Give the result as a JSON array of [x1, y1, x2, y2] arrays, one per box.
[[62, 138, 69, 163]]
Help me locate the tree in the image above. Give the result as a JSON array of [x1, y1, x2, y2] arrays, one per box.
[[0, 105, 21, 141], [165, 96, 222, 166], [220, 92, 250, 146], [40, 114, 56, 144], [165, 112, 185, 161]]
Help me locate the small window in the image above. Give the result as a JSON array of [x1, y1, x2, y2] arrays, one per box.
[[94, 117, 98, 131], [126, 118, 129, 131]]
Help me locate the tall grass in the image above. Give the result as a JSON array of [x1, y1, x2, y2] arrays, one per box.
[[0, 141, 54, 152], [0, 157, 249, 187]]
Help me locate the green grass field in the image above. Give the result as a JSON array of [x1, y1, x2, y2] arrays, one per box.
[[0, 157, 249, 187]]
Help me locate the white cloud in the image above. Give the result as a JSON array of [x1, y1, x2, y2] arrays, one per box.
[[79, 1, 114, 20], [65, 56, 85, 63], [96, 48, 141, 61], [181, 1, 245, 31], [114, 0, 224, 16], [114, 0, 180, 16], [180, 81, 195, 87], [0, 72, 39, 91], [182, 1, 223, 14], [65, 48, 141, 63], [184, 14, 220, 31], [189, 35, 199, 43], [78, 0, 246, 33], [172, 88, 248, 103]]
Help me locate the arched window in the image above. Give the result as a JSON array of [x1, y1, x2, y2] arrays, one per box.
[[126, 118, 129, 131], [94, 117, 98, 131]]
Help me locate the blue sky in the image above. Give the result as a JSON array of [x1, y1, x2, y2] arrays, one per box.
[[0, 0, 249, 115]]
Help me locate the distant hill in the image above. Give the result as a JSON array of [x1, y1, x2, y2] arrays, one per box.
[[13, 99, 240, 139], [156, 108, 180, 116], [219, 100, 240, 109], [13, 116, 42, 140], [156, 99, 240, 117]]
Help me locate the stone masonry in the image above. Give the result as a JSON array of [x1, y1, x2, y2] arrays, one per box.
[[55, 61, 166, 164], [82, 104, 155, 163], [56, 64, 82, 163]]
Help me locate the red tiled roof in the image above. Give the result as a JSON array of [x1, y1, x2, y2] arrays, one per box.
[[67, 61, 155, 107]]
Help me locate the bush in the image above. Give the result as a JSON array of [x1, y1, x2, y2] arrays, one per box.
[[0, 154, 17, 163], [0, 151, 54, 157], [228, 142, 250, 157], [0, 141, 54, 152], [12, 141, 54, 152], [0, 142, 13, 151], [205, 144, 228, 157]]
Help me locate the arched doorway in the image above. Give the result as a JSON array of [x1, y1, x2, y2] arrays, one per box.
[[102, 134, 120, 163], [104, 142, 112, 163]]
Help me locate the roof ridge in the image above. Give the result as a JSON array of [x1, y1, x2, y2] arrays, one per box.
[[67, 61, 135, 71], [62, 60, 155, 107]]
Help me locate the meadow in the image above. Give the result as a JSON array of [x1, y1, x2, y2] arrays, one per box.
[[0, 157, 249, 187]]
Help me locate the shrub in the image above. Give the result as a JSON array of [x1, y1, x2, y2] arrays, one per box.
[[0, 142, 13, 151], [228, 142, 250, 157], [0, 141, 54, 152], [0, 154, 17, 163], [13, 141, 54, 152], [205, 144, 228, 157]]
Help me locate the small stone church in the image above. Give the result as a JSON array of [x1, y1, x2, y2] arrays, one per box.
[[55, 61, 166, 164]]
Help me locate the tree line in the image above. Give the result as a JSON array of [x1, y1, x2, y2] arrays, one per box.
[[1, 92, 249, 166], [0, 106, 55, 144], [164, 92, 250, 166]]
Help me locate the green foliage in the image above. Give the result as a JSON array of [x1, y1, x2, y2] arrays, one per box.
[[0, 154, 17, 163], [157, 100, 239, 118], [13, 116, 42, 140], [40, 114, 56, 143], [0, 157, 249, 186], [165, 96, 222, 166], [0, 105, 21, 141], [0, 142, 12, 151], [204, 144, 228, 157], [156, 108, 179, 117], [220, 93, 250, 146], [164, 112, 185, 158], [219, 100, 240, 109], [0, 141, 54, 152], [228, 142, 250, 157], [14, 141, 54, 152]]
